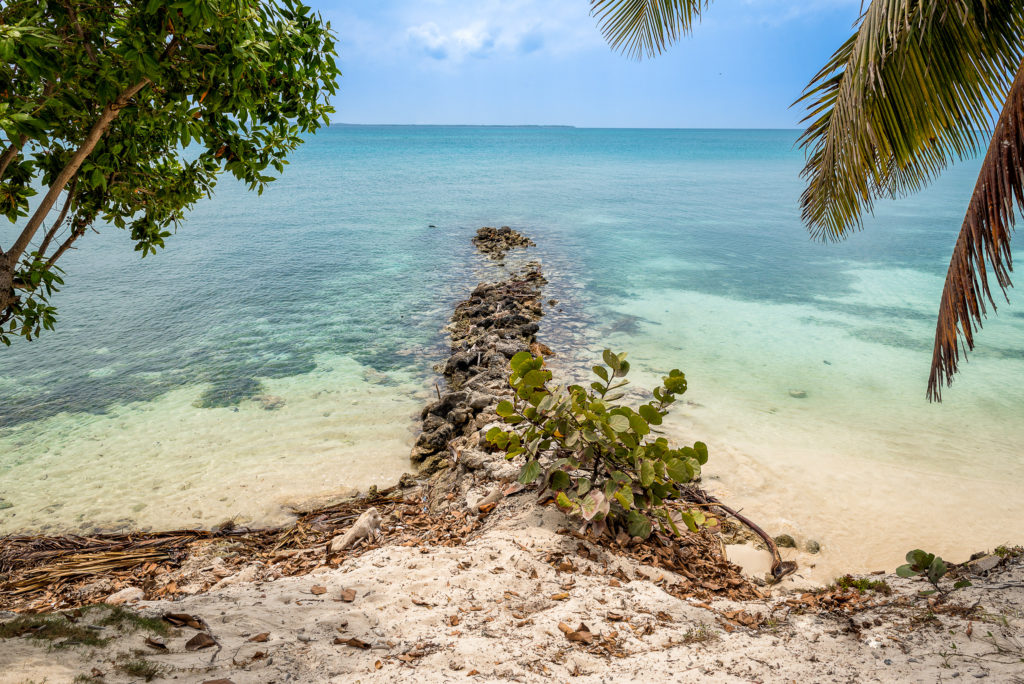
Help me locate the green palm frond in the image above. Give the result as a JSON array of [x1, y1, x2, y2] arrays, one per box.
[[796, 0, 1024, 241], [929, 58, 1024, 401], [590, 0, 708, 60]]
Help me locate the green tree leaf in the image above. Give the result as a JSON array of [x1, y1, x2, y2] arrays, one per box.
[[518, 459, 542, 484]]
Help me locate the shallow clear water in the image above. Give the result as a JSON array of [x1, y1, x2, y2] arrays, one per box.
[[1, 127, 1022, 579]]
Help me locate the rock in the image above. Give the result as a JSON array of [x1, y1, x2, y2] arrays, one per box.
[[495, 341, 524, 358], [472, 226, 535, 260], [788, 389, 808, 399], [212, 565, 258, 590], [422, 391, 468, 419], [774, 534, 796, 549], [530, 341, 554, 357], [421, 414, 445, 432], [254, 394, 286, 410], [805, 539, 821, 554], [966, 554, 1002, 574], [467, 392, 493, 410], [447, 407, 472, 426], [409, 445, 438, 463], [476, 487, 503, 512], [415, 424, 453, 451], [329, 507, 382, 553], [106, 586, 144, 605]]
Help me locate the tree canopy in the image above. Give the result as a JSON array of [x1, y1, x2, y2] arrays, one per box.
[[591, 0, 1024, 400], [0, 0, 339, 344]]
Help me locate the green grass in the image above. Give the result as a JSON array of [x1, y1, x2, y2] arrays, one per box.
[[834, 574, 893, 595], [0, 605, 168, 652], [681, 624, 717, 644], [115, 658, 164, 682], [994, 545, 1023, 558], [0, 614, 109, 648], [91, 605, 169, 635]]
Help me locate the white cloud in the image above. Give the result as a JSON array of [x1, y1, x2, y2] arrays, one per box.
[[397, 0, 603, 64], [406, 21, 496, 61]]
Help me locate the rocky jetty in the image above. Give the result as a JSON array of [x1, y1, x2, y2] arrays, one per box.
[[471, 225, 535, 260], [410, 230, 549, 476]]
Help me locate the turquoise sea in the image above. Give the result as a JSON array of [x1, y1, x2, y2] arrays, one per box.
[[2, 126, 1022, 579]]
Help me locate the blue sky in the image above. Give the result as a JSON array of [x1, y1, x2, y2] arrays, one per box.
[[316, 1, 863, 128]]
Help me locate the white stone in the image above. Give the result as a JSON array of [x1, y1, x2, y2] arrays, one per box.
[[106, 586, 144, 605]]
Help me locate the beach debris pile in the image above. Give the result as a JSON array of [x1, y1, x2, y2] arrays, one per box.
[[471, 225, 535, 260], [0, 489, 487, 612]]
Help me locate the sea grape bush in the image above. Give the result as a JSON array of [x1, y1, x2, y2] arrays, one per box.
[[486, 349, 714, 539], [896, 549, 971, 596]]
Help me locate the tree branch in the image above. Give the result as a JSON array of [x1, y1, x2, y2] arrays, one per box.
[[3, 36, 179, 269], [37, 179, 77, 260], [45, 224, 87, 270], [0, 135, 27, 182]]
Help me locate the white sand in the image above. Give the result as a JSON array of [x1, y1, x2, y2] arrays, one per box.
[[3, 495, 1021, 684]]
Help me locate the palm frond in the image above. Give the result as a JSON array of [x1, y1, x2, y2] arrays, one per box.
[[796, 0, 1024, 240], [929, 58, 1024, 401], [590, 0, 707, 60]]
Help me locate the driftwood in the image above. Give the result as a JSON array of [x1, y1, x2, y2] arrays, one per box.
[[684, 487, 797, 581]]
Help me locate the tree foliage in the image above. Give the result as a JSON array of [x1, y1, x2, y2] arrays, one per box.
[[589, 0, 1024, 400], [0, 0, 339, 344], [486, 350, 715, 539]]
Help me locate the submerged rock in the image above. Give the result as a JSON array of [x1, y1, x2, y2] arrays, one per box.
[[805, 539, 821, 554], [774, 534, 796, 549], [788, 389, 808, 399], [471, 226, 535, 260]]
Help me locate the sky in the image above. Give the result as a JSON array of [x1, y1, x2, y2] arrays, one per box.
[[316, 1, 864, 128]]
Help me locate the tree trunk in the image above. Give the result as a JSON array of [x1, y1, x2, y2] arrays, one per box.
[[3, 78, 151, 270]]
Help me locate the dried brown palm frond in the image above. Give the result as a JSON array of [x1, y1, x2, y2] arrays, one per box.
[[930, 59, 1024, 400], [590, 0, 707, 60]]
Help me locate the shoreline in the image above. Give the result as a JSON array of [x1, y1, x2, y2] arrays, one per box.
[[2, 229, 1022, 681]]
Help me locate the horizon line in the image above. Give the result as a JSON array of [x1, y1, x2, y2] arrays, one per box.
[[329, 122, 804, 131]]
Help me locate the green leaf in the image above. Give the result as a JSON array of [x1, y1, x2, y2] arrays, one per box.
[[626, 510, 652, 539], [693, 441, 708, 464], [628, 413, 649, 436], [895, 564, 919, 578], [592, 365, 609, 382], [640, 459, 655, 488], [555, 491, 576, 511], [607, 414, 630, 433], [496, 400, 516, 417], [510, 351, 533, 371], [522, 369, 550, 388], [666, 458, 693, 483], [638, 404, 662, 425], [927, 557, 947, 585], [549, 470, 571, 491], [518, 459, 542, 484], [614, 485, 634, 510], [953, 579, 972, 589], [576, 478, 592, 496], [602, 349, 620, 371], [679, 511, 700, 533]]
